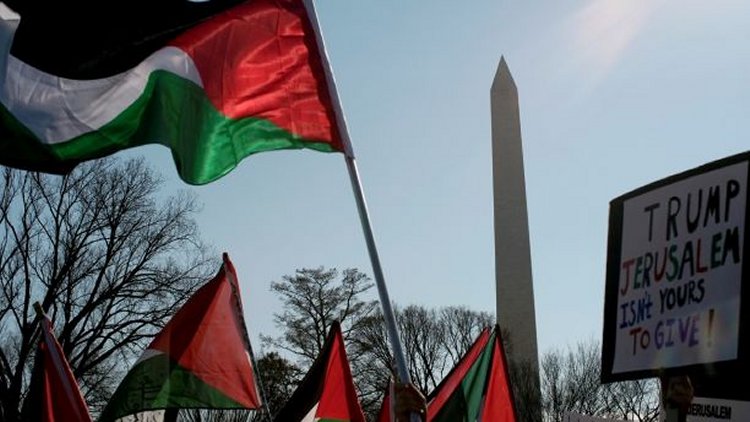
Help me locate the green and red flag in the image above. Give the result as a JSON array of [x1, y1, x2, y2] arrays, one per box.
[[0, 0, 347, 185], [427, 326, 516, 422], [98, 253, 262, 422], [28, 310, 93, 422], [273, 321, 365, 422], [479, 329, 516, 422]]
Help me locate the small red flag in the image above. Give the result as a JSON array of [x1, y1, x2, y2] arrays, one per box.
[[274, 321, 366, 422], [480, 332, 517, 422], [38, 315, 93, 422], [427, 328, 491, 420], [99, 253, 263, 422], [426, 326, 517, 422]]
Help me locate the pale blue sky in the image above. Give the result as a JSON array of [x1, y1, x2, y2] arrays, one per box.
[[126, 0, 750, 359]]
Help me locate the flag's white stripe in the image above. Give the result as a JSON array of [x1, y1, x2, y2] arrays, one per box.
[[0, 18, 17, 82], [0, 3, 19, 20], [301, 402, 319, 422], [114, 409, 166, 422], [0, 19, 203, 145]]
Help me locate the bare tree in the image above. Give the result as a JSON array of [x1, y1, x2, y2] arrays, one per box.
[[541, 348, 565, 421], [179, 409, 253, 422], [101, 407, 255, 422], [261, 267, 377, 365], [0, 158, 213, 421], [346, 311, 391, 417], [509, 358, 543, 422], [399, 306, 447, 393], [440, 307, 495, 366], [261, 268, 494, 421], [601, 378, 660, 422], [349, 305, 493, 419], [541, 340, 605, 421], [250, 351, 301, 421], [540, 340, 660, 422]]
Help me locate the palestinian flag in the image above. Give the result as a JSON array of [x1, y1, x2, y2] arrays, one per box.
[[26, 309, 93, 422], [98, 253, 262, 422], [0, 0, 346, 185], [273, 321, 365, 422], [479, 329, 517, 422], [427, 326, 517, 422]]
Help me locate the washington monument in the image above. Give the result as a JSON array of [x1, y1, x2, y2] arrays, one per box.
[[491, 57, 541, 421]]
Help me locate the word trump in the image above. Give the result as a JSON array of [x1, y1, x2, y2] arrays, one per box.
[[643, 179, 740, 242]]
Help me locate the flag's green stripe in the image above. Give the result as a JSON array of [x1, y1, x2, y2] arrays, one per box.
[[432, 334, 495, 422], [98, 353, 245, 422], [0, 70, 337, 185]]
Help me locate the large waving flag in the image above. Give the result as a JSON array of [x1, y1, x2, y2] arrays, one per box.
[[98, 253, 262, 422], [273, 321, 365, 422], [0, 0, 346, 185], [427, 326, 516, 422], [26, 307, 93, 422]]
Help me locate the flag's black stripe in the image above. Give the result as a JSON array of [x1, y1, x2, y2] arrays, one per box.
[[5, 0, 247, 80]]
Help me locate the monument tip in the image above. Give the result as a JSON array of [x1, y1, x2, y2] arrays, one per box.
[[491, 56, 517, 95]]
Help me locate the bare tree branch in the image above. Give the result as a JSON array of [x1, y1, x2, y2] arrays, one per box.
[[0, 158, 214, 421]]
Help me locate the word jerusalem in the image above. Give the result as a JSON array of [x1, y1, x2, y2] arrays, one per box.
[[619, 227, 739, 296]]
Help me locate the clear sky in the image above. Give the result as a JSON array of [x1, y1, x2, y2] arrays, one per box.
[[122, 0, 750, 359]]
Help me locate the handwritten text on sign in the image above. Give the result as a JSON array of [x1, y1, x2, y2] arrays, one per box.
[[612, 161, 747, 374]]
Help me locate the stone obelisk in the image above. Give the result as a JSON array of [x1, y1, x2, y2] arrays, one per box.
[[491, 57, 541, 421]]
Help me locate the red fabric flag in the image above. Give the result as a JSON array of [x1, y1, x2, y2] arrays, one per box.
[[0, 0, 348, 185], [38, 315, 93, 422], [274, 321, 365, 422], [99, 253, 262, 421], [426, 326, 517, 421], [427, 328, 491, 420], [147, 253, 262, 408], [480, 331, 517, 422]]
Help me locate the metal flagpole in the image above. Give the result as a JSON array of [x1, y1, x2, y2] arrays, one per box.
[[344, 156, 411, 383], [302, 0, 413, 386]]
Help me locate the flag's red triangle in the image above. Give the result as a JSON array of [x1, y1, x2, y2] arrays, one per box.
[[148, 253, 261, 409], [426, 328, 491, 420], [315, 321, 365, 421], [480, 328, 517, 422], [38, 315, 93, 422]]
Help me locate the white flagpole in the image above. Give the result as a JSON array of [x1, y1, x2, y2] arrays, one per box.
[[302, 0, 413, 386]]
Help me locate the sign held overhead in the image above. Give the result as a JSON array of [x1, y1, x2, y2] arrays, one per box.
[[602, 152, 750, 382]]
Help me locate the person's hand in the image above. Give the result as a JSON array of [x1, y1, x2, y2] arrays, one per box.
[[393, 382, 426, 421], [665, 376, 693, 414]]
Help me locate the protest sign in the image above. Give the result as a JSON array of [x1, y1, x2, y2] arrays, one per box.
[[602, 152, 750, 382]]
